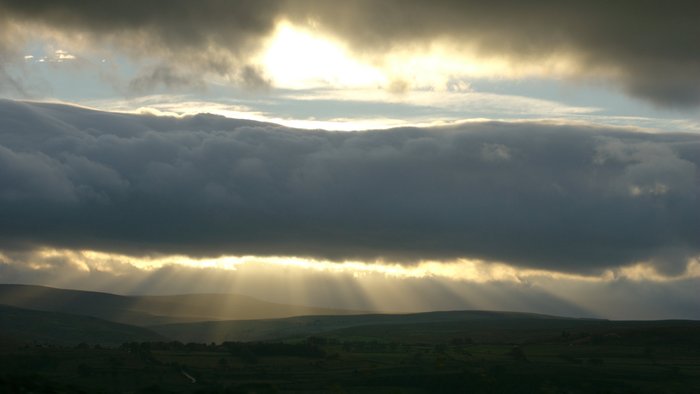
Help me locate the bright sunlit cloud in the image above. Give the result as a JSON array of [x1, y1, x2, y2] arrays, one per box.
[[9, 248, 700, 285], [257, 21, 587, 94], [259, 21, 386, 89]]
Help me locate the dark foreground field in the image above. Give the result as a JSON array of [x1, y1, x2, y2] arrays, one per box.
[[1, 285, 699, 393], [1, 320, 699, 393]]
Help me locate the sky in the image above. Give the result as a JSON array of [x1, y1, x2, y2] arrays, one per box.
[[0, 1, 699, 319]]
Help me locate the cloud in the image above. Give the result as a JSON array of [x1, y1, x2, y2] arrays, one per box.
[[0, 99, 698, 274], [0, 67, 24, 95], [237, 65, 272, 91], [0, 19, 27, 96], [128, 65, 207, 94], [284, 1, 700, 107], [0, 0, 283, 91], [1, 1, 699, 105], [0, 0, 281, 51]]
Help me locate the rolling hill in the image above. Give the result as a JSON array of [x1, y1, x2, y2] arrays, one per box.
[[153, 310, 700, 346], [0, 304, 165, 345], [0, 284, 363, 326], [151, 310, 603, 343]]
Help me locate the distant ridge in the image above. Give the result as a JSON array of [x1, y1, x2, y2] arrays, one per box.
[[0, 284, 364, 326]]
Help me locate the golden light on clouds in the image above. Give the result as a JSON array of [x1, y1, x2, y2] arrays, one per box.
[[257, 21, 586, 93], [11, 248, 700, 284], [259, 21, 385, 89]]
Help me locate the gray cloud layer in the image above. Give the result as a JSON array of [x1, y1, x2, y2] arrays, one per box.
[[1, 1, 700, 106], [1, 100, 698, 273]]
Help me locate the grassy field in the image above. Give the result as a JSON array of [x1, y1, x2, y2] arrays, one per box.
[[1, 320, 699, 393]]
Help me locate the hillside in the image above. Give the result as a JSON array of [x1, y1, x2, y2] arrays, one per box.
[[151, 310, 601, 343], [0, 304, 165, 345], [1, 306, 699, 393], [0, 284, 362, 326]]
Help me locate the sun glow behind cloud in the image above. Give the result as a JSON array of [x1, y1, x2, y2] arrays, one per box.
[[259, 21, 386, 89], [15, 18, 698, 133], [257, 21, 586, 94]]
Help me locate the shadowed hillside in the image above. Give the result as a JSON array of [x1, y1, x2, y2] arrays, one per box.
[[152, 310, 601, 343], [1, 284, 699, 393], [153, 309, 700, 345], [0, 305, 164, 345], [0, 284, 363, 326]]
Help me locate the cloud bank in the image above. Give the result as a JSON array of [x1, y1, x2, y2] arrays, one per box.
[[1, 1, 699, 106], [0, 100, 698, 274]]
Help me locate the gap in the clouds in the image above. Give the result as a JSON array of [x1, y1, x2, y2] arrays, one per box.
[[5, 247, 574, 282], [20, 248, 699, 284], [76, 86, 700, 133], [6, 21, 699, 133]]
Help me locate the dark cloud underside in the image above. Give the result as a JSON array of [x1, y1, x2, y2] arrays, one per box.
[[0, 100, 698, 273]]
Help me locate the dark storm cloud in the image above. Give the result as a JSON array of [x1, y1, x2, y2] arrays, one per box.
[[1, 99, 699, 273], [0, 0, 280, 51], [2, 1, 699, 105]]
